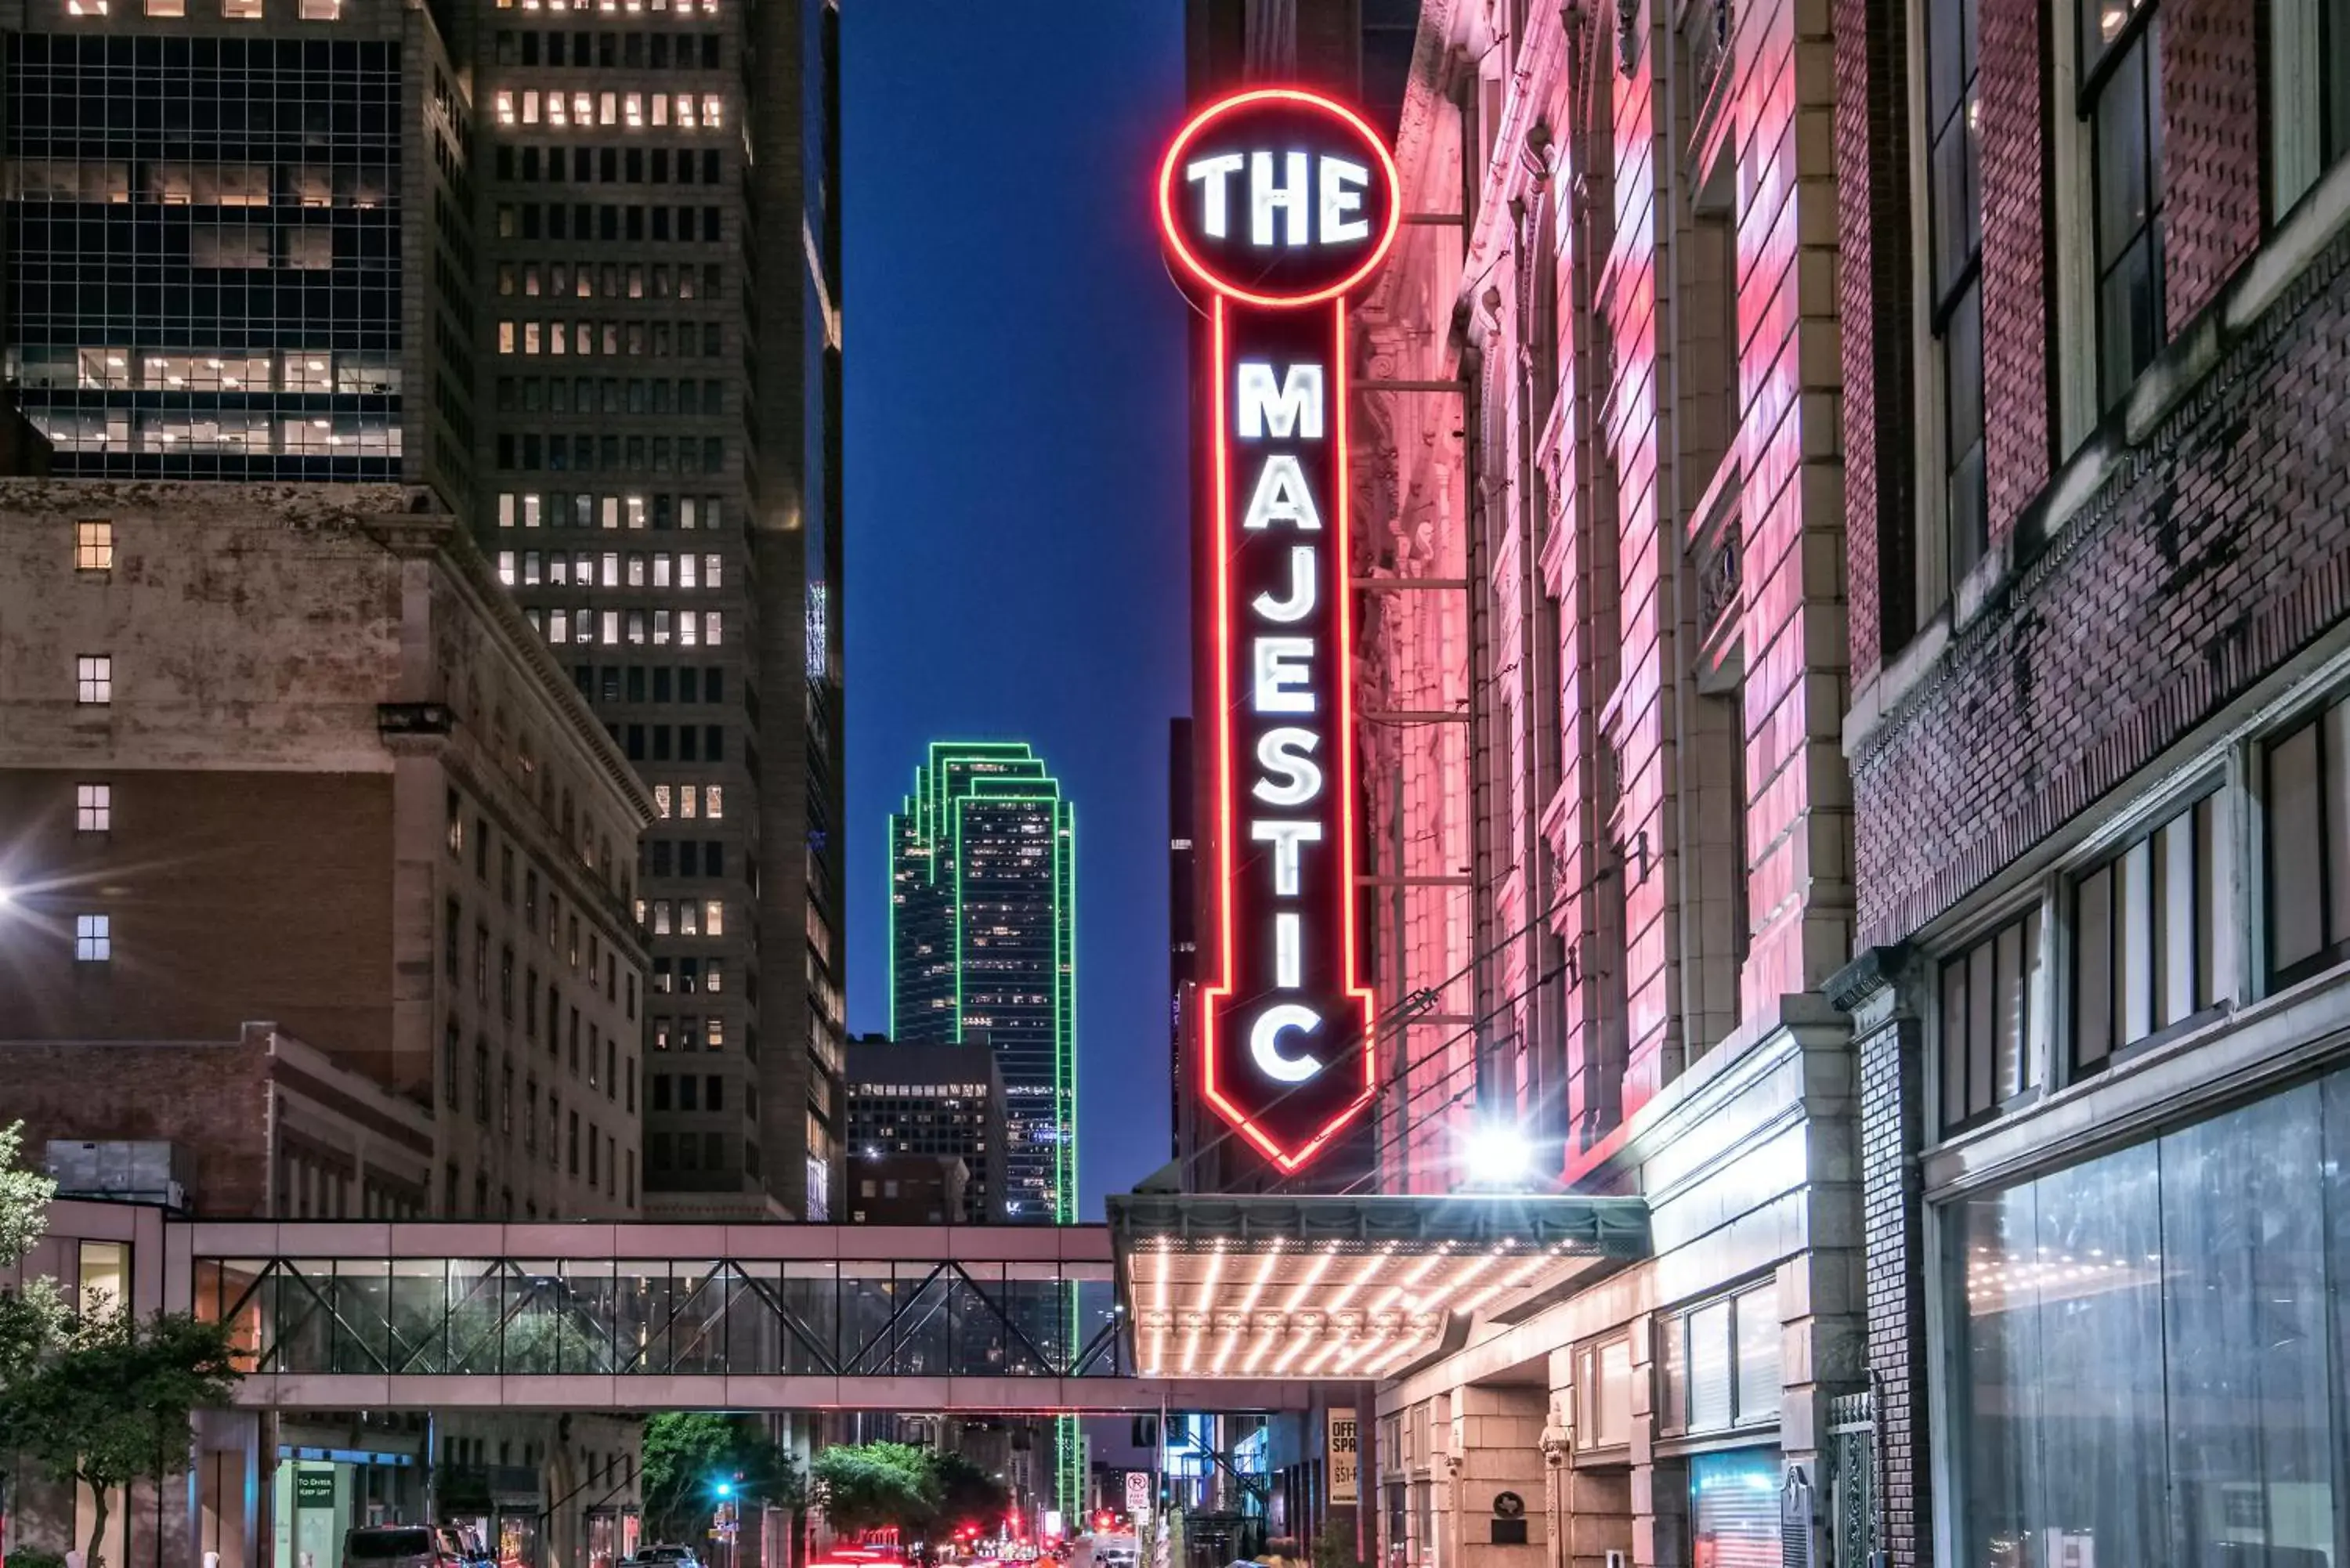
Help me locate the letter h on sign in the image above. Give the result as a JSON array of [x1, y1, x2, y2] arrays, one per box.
[[1158, 89, 1399, 1172]]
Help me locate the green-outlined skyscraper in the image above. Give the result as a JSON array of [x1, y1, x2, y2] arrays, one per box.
[[888, 741, 1076, 1223]]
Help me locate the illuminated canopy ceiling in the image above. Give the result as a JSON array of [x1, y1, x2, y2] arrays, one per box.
[[1108, 1193, 1649, 1383]]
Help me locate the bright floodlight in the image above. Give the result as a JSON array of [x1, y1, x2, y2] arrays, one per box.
[[1463, 1123, 1532, 1189]]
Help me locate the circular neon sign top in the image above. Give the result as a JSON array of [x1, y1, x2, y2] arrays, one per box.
[[1157, 87, 1401, 308]]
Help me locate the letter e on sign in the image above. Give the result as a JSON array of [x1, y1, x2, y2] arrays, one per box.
[[1159, 89, 1401, 309]]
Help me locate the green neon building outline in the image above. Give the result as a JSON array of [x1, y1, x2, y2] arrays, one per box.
[[888, 741, 1077, 1223]]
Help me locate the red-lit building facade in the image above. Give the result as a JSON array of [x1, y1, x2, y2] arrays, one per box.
[[1334, 0, 1861, 1563]]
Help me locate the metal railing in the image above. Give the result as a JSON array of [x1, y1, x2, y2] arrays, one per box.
[[193, 1255, 1126, 1380]]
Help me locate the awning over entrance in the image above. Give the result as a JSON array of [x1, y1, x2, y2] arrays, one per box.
[[1108, 1193, 1650, 1382]]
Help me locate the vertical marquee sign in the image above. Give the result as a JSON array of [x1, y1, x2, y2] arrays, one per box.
[[1159, 89, 1399, 1172]]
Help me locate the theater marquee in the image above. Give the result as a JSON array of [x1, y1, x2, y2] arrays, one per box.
[[1159, 88, 1399, 1172]]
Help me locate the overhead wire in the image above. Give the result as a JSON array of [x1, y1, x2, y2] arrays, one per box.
[[1173, 858, 1613, 1181]]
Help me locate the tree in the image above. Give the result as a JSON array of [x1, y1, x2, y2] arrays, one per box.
[[808, 1443, 937, 1537], [0, 1122, 65, 1386], [0, 1123, 55, 1268], [640, 1413, 805, 1545], [0, 1308, 239, 1568], [927, 1451, 1009, 1537]]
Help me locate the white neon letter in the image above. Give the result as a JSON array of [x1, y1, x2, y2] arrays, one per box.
[[1250, 150, 1311, 247], [1184, 153, 1246, 239], [1253, 544, 1318, 623], [1319, 157, 1370, 244], [1242, 455, 1324, 532], [1252, 730, 1323, 806], [1236, 363, 1325, 440], [1275, 912, 1303, 988], [1250, 818, 1324, 893], [1253, 638, 1315, 714], [1249, 1003, 1325, 1083]]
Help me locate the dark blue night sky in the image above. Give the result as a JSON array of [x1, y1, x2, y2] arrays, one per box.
[[841, 5, 1191, 1216]]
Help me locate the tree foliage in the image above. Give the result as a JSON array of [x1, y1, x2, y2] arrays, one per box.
[[0, 1308, 240, 1568], [0, 1125, 242, 1568], [639, 1413, 805, 1545], [807, 1443, 1010, 1539], [809, 1443, 938, 1537], [0, 1122, 66, 1382], [0, 1123, 56, 1270]]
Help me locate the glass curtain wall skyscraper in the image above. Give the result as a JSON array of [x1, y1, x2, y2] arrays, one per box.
[[2, 0, 477, 505], [888, 741, 1075, 1222]]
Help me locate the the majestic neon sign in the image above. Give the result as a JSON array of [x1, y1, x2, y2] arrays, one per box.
[[1159, 88, 1398, 1172]]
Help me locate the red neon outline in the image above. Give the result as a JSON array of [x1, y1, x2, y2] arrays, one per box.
[[1196, 297, 1379, 1173], [1157, 87, 1402, 309]]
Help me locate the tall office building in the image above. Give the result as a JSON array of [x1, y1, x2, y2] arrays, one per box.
[[887, 741, 1075, 1222], [843, 1034, 1006, 1225], [0, 0, 479, 508], [470, 0, 846, 1219]]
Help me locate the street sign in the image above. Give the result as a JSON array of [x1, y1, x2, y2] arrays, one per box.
[[1125, 1472, 1150, 1514], [294, 1469, 335, 1509], [1158, 87, 1400, 1173]]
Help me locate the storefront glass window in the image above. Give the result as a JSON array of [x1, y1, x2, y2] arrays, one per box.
[[1951, 1074, 2348, 1566]]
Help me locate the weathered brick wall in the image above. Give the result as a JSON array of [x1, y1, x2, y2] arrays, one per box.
[[0, 1039, 272, 1216], [1853, 222, 2350, 946], [2161, 0, 2264, 333], [1831, 0, 1913, 677], [0, 769, 401, 1062], [1977, 0, 2052, 540]]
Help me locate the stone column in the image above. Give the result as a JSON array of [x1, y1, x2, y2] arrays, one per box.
[[1781, 1006, 1871, 1523], [1624, 1310, 1680, 1568], [1447, 1389, 1546, 1568]]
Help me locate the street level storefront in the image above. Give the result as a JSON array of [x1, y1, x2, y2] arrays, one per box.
[[1943, 1066, 2350, 1567], [1366, 1016, 1854, 1568]]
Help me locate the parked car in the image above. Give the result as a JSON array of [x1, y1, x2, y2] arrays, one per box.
[[627, 1547, 701, 1568], [344, 1526, 459, 1568]]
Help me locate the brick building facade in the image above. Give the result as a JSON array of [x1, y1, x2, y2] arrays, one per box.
[[1832, 0, 2350, 1563], [0, 480, 650, 1219]]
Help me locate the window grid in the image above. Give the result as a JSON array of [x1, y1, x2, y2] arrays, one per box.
[[1926, 0, 1985, 585], [75, 519, 114, 572], [76, 782, 111, 833], [74, 913, 111, 962], [2073, 791, 2229, 1074], [1939, 908, 2044, 1132], [76, 655, 112, 705], [2267, 695, 2350, 988], [2080, 0, 2164, 408]]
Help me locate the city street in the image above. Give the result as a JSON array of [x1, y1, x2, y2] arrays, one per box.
[[3, 2, 2348, 1567]]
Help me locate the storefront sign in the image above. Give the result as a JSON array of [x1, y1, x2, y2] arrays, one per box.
[[1159, 87, 1399, 1172], [1327, 1409, 1359, 1505]]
